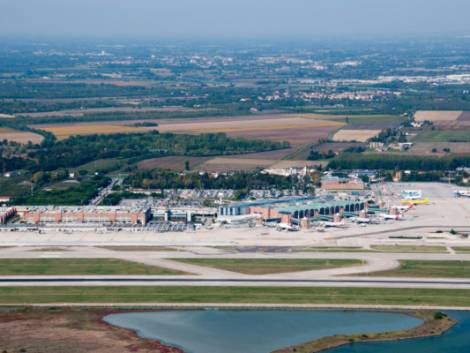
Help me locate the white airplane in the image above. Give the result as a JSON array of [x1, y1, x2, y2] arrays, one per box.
[[393, 204, 414, 212], [402, 190, 422, 200], [277, 223, 299, 231], [351, 216, 371, 224], [321, 221, 347, 228], [378, 213, 401, 221], [455, 190, 470, 198]]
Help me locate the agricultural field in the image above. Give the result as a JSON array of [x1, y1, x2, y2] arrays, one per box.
[[153, 114, 345, 147], [19, 105, 199, 118], [0, 127, 43, 144], [137, 156, 211, 171], [323, 114, 405, 127], [200, 157, 274, 172], [408, 142, 470, 156], [412, 130, 470, 143], [36, 123, 147, 139], [414, 110, 466, 122], [332, 129, 382, 142]]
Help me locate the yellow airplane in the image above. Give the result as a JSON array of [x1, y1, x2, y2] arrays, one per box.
[[401, 198, 430, 205]]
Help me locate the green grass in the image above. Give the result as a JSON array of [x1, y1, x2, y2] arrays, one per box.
[[325, 114, 405, 126], [366, 260, 470, 278], [413, 130, 470, 143], [2, 286, 470, 306], [71, 158, 125, 174], [171, 258, 362, 275], [370, 245, 448, 253], [0, 259, 187, 276], [299, 247, 372, 253], [453, 247, 470, 254]]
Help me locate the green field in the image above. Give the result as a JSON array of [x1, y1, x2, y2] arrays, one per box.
[[171, 258, 362, 275], [2, 286, 470, 306], [325, 114, 405, 126], [0, 259, 187, 276], [366, 260, 470, 278], [453, 247, 470, 254], [299, 247, 371, 253], [413, 130, 470, 142], [370, 245, 448, 253]]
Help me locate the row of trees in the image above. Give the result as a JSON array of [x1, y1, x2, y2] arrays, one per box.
[[329, 153, 470, 171], [125, 170, 300, 191], [2, 131, 289, 173]]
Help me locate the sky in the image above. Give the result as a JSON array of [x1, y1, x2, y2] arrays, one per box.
[[0, 0, 469, 39]]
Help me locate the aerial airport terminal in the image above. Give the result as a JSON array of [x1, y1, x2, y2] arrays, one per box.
[[1, 174, 469, 249]]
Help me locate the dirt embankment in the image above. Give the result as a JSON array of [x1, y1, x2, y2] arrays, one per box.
[[0, 308, 183, 353], [271, 310, 456, 353]]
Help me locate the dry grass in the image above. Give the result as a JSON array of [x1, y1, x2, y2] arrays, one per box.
[[333, 129, 381, 142], [414, 111, 463, 122], [0, 308, 181, 353], [156, 116, 343, 134], [0, 128, 44, 144], [38, 124, 147, 139]]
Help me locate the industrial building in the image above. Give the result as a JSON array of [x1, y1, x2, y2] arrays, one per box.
[[16, 206, 151, 226]]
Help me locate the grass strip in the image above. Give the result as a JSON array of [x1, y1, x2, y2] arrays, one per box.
[[0, 258, 187, 276], [2, 286, 470, 306], [170, 258, 362, 275]]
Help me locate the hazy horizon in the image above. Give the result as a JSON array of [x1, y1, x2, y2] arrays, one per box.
[[1, 0, 470, 40]]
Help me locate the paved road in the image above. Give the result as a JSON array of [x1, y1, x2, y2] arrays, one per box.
[[2, 276, 470, 289], [2, 245, 470, 280]]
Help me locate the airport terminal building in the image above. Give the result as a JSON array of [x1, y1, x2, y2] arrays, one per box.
[[219, 198, 366, 225], [16, 206, 151, 226]]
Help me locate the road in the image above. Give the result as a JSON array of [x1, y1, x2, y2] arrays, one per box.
[[2, 276, 470, 289], [2, 245, 470, 289]]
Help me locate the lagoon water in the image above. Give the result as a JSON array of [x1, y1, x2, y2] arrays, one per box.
[[328, 311, 470, 353], [104, 310, 422, 353]]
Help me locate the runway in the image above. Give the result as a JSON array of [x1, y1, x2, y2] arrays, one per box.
[[2, 276, 470, 289]]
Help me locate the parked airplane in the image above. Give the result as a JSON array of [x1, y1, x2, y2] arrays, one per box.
[[401, 198, 430, 205], [393, 204, 414, 212], [277, 223, 299, 231], [378, 213, 401, 220], [351, 216, 371, 224], [321, 221, 347, 228], [455, 190, 470, 198], [402, 190, 422, 200]]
